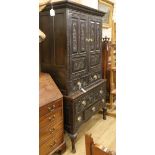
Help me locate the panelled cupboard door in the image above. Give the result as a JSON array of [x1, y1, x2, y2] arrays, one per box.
[[69, 11, 89, 79], [89, 17, 102, 82]]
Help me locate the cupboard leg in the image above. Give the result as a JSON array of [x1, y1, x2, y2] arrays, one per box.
[[103, 107, 107, 120], [68, 133, 77, 153]]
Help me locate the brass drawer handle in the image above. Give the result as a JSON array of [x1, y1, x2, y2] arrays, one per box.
[[48, 115, 55, 121], [92, 107, 96, 112], [102, 99, 105, 103], [77, 116, 82, 122], [100, 90, 103, 94], [50, 141, 56, 147], [47, 104, 56, 111], [82, 100, 86, 106], [49, 128, 55, 133], [93, 75, 97, 80]]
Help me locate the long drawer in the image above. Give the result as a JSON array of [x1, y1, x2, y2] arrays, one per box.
[[40, 107, 63, 129], [68, 71, 102, 95], [40, 130, 63, 155], [40, 121, 63, 145], [40, 100, 62, 118], [64, 79, 106, 134], [75, 81, 106, 114], [84, 101, 100, 121]]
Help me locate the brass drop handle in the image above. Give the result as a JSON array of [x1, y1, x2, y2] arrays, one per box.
[[77, 81, 87, 93], [93, 75, 97, 80], [48, 115, 55, 121], [77, 81, 82, 89], [82, 100, 86, 106], [92, 107, 96, 112], [77, 116, 82, 122], [102, 99, 105, 103], [48, 104, 55, 111], [49, 128, 55, 133], [100, 90, 103, 94], [50, 141, 56, 147]]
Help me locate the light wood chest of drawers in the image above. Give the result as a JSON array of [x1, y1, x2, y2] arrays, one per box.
[[39, 73, 66, 155]]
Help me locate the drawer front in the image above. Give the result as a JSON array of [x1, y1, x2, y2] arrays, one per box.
[[68, 75, 89, 94], [40, 107, 63, 129], [40, 100, 62, 117], [40, 121, 63, 145], [89, 71, 102, 85], [75, 113, 84, 128], [40, 132, 63, 155], [84, 102, 100, 121], [75, 82, 106, 114]]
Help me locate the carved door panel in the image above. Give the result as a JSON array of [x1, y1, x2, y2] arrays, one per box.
[[79, 15, 88, 54], [88, 18, 96, 52], [69, 11, 88, 79], [95, 21, 102, 52], [88, 17, 102, 77], [71, 15, 79, 54]]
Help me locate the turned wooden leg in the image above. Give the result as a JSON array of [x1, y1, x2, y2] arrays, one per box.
[[103, 107, 107, 120], [68, 133, 77, 153]]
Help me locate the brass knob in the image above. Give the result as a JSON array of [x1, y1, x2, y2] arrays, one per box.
[[50, 141, 56, 147], [92, 107, 96, 112], [49, 128, 55, 133], [77, 81, 82, 90], [48, 115, 55, 121], [48, 106, 51, 110], [82, 100, 86, 106], [77, 116, 82, 122], [93, 75, 97, 80], [100, 90, 103, 94]]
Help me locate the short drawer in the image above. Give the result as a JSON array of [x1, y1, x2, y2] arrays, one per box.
[[89, 71, 102, 85], [75, 112, 84, 128], [40, 107, 63, 129], [84, 102, 100, 121], [40, 132, 63, 155], [39, 100, 62, 117], [40, 121, 63, 145], [68, 75, 89, 94]]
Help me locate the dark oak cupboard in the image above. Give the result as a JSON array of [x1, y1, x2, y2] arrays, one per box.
[[40, 1, 106, 153]]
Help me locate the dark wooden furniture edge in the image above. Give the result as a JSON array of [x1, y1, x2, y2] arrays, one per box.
[[41, 1, 105, 16]]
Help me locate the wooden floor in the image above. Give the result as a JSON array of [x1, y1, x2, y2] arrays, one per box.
[[61, 114, 116, 155]]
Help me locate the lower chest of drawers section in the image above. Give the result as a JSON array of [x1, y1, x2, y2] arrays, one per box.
[[64, 79, 106, 134], [39, 100, 64, 155]]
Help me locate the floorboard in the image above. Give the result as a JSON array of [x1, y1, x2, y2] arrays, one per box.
[[61, 114, 116, 155]]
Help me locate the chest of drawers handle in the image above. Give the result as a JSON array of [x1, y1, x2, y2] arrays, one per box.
[[48, 105, 56, 112], [82, 100, 86, 106], [50, 141, 56, 147], [93, 75, 98, 80], [49, 128, 55, 133], [92, 107, 96, 112], [48, 115, 55, 121], [77, 116, 82, 122], [100, 90, 103, 94], [102, 99, 105, 103]]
